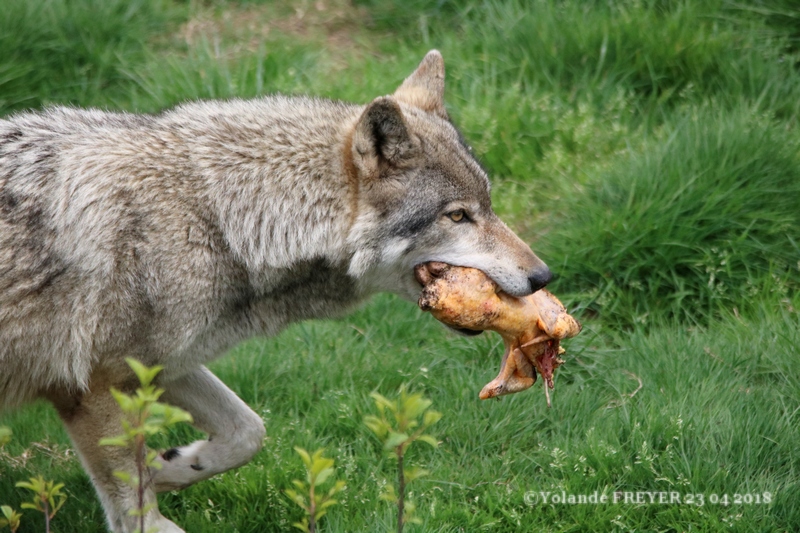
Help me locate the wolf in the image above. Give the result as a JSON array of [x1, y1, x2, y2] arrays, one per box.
[[0, 50, 552, 532]]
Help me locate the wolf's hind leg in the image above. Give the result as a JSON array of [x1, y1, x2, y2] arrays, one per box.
[[54, 383, 184, 533], [152, 366, 265, 492]]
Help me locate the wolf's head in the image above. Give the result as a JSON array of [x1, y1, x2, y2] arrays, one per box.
[[346, 50, 551, 302]]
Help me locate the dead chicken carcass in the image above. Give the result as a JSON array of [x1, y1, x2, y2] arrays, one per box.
[[415, 262, 581, 406]]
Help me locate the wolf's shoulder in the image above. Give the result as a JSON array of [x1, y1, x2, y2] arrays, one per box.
[[169, 94, 355, 118], [163, 95, 358, 134]]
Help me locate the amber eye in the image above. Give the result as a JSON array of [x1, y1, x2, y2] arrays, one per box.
[[448, 210, 466, 222]]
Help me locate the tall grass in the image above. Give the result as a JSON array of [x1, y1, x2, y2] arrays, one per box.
[[0, 0, 178, 114], [123, 38, 321, 112], [358, 0, 800, 115]]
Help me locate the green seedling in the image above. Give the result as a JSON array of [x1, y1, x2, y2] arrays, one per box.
[[364, 386, 441, 533], [0, 427, 11, 448], [15, 476, 66, 533], [0, 505, 22, 533], [0, 428, 21, 533], [284, 447, 346, 533]]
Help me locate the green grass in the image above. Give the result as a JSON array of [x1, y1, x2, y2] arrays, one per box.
[[1, 0, 800, 531], [0, 0, 179, 112], [542, 103, 800, 327]]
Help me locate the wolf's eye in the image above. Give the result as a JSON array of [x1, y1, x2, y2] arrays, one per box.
[[448, 210, 466, 223]]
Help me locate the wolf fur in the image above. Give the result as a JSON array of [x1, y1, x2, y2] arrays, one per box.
[[0, 51, 551, 532]]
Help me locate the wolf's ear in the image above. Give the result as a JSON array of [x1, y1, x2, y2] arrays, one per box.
[[351, 96, 418, 179], [393, 50, 448, 120]]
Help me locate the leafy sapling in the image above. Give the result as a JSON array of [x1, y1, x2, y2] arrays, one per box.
[[15, 477, 66, 533], [100, 358, 192, 533], [364, 386, 442, 533], [284, 447, 346, 533], [0, 505, 22, 533]]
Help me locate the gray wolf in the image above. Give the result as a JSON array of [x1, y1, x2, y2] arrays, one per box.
[[0, 51, 551, 532]]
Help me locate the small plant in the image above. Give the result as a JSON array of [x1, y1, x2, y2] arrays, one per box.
[[0, 427, 22, 533], [364, 386, 442, 533], [284, 447, 346, 533], [0, 427, 11, 448], [15, 476, 66, 533], [0, 505, 22, 533], [99, 358, 192, 533]]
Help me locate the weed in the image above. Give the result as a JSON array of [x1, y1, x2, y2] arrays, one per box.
[[0, 430, 21, 533], [364, 386, 441, 532], [15, 477, 66, 533], [284, 447, 346, 533], [0, 506, 21, 533]]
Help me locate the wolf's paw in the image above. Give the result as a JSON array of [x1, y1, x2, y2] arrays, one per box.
[[151, 440, 207, 492]]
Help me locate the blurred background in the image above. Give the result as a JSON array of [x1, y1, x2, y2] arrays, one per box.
[[1, 1, 799, 531]]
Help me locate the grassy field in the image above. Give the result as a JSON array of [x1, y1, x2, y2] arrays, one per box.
[[1, 0, 800, 531]]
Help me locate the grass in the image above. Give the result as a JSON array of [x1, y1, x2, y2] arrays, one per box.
[[542, 103, 800, 327], [1, 0, 799, 531]]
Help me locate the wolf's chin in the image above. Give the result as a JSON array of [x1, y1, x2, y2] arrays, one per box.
[[446, 325, 483, 336]]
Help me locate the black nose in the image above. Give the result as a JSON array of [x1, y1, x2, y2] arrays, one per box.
[[529, 267, 553, 293]]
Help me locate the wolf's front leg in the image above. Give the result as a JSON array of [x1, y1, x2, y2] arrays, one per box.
[[152, 366, 266, 492], [54, 382, 184, 533]]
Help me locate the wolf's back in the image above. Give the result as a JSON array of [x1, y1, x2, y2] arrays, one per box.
[[0, 100, 360, 409]]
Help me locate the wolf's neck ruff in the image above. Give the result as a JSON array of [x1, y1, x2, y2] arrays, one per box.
[[174, 97, 362, 273]]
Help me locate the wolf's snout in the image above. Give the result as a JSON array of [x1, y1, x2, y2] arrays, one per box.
[[528, 266, 553, 294]]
